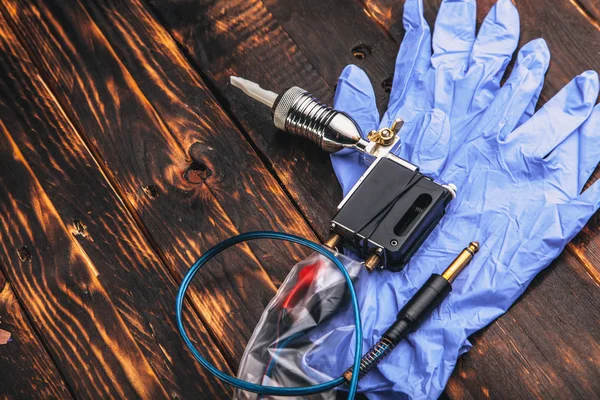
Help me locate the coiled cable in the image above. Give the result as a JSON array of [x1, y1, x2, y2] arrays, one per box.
[[176, 231, 363, 398]]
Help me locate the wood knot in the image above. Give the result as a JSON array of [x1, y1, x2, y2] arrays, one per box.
[[142, 184, 159, 199], [183, 160, 212, 184], [351, 44, 372, 60], [381, 75, 393, 93], [17, 246, 31, 262]]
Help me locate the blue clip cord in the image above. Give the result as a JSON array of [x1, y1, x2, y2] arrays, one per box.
[[176, 231, 363, 398]]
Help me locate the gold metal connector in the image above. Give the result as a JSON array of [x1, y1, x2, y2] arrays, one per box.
[[324, 233, 342, 250], [364, 253, 381, 272], [442, 242, 480, 283]]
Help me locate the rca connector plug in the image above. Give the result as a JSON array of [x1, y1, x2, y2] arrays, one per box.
[[343, 242, 480, 383]]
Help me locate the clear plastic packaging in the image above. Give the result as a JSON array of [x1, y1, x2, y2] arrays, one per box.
[[234, 251, 364, 399]]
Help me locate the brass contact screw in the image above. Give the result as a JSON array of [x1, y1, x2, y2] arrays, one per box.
[[342, 242, 480, 383], [324, 233, 342, 250]]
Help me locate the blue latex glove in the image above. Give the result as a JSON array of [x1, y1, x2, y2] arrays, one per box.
[[306, 0, 600, 398], [332, 0, 532, 192]]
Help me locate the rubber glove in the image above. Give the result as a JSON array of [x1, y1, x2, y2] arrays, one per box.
[[332, 0, 531, 194], [303, 1, 600, 399]]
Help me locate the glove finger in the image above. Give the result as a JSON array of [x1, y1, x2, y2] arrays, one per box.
[[431, 0, 476, 72], [515, 77, 544, 129], [461, 39, 549, 143], [332, 65, 380, 195], [573, 173, 600, 211], [467, 0, 520, 106], [494, 39, 550, 138], [383, 0, 431, 126], [513, 39, 552, 129], [561, 179, 600, 244], [333, 65, 379, 135], [503, 70, 599, 160], [544, 104, 600, 199]]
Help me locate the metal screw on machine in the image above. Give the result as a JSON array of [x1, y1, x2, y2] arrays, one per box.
[[231, 76, 457, 272]]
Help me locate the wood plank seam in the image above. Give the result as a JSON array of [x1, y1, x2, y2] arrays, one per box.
[[568, 0, 600, 30], [565, 244, 600, 286], [0, 117, 178, 397], [495, 323, 542, 385], [0, 273, 76, 399], [0, 0, 317, 369], [35, 59, 241, 373], [495, 318, 551, 385], [145, 0, 325, 242]]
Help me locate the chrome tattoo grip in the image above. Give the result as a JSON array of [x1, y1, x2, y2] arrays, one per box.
[[230, 76, 368, 154], [273, 86, 366, 153]]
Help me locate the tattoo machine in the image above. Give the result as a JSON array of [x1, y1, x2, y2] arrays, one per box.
[[230, 76, 457, 272]]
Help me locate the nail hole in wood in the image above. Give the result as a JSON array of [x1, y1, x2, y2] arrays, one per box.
[[183, 160, 212, 184], [381, 76, 393, 93], [17, 246, 31, 262], [142, 185, 159, 199], [351, 44, 372, 60], [73, 220, 88, 237], [72, 220, 93, 241]]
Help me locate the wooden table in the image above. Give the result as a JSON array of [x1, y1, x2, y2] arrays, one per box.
[[0, 0, 598, 398]]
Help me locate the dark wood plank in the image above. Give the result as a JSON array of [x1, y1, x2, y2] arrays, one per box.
[[0, 272, 71, 399], [447, 251, 600, 399], [0, 128, 170, 398], [262, 0, 397, 113], [575, 0, 600, 24], [1, 0, 317, 367], [0, 9, 231, 397], [146, 0, 343, 239]]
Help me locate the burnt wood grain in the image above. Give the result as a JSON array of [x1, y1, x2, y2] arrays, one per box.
[[146, 0, 344, 240], [0, 125, 171, 398], [0, 7, 231, 397], [0, 0, 319, 368], [448, 251, 600, 399], [0, 272, 71, 398], [262, 0, 397, 113], [566, 0, 600, 26], [0, 0, 598, 398]]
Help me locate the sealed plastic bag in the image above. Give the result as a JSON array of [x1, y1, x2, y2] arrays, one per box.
[[235, 251, 363, 399]]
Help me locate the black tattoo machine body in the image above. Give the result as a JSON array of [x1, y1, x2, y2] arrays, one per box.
[[231, 77, 456, 272]]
